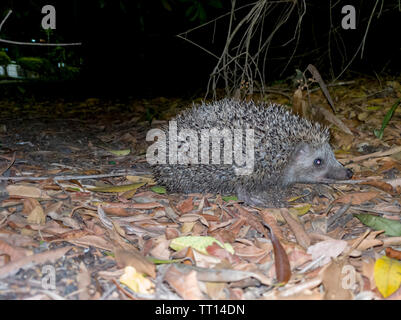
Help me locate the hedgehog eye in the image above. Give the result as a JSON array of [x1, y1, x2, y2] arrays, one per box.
[[313, 158, 323, 166]]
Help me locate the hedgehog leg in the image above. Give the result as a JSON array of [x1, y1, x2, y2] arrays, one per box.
[[236, 187, 270, 207]]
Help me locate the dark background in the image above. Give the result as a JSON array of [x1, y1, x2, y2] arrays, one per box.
[[0, 0, 400, 99]]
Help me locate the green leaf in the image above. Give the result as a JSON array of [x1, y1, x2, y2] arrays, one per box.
[[151, 186, 167, 194], [374, 99, 401, 139], [185, 4, 196, 18], [222, 195, 238, 202], [354, 214, 401, 236], [146, 257, 184, 264], [208, 0, 223, 9], [170, 236, 234, 254], [198, 5, 207, 23], [107, 149, 131, 156]]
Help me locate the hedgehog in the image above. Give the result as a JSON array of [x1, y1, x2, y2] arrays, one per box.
[[149, 99, 353, 206]]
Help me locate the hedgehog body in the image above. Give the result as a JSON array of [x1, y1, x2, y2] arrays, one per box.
[[151, 99, 352, 206]]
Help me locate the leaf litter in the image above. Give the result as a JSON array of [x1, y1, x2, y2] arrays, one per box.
[[0, 81, 401, 299]]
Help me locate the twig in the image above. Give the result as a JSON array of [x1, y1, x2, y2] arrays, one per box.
[[0, 10, 81, 46], [0, 152, 15, 175], [0, 10, 12, 32], [349, 145, 401, 163], [0, 170, 148, 181]]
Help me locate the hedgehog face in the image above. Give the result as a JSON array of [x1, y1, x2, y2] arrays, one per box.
[[280, 142, 352, 186]]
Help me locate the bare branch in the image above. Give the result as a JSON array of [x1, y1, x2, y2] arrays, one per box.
[[0, 10, 81, 46]]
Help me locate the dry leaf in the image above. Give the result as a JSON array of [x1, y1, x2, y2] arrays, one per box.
[[0, 246, 72, 279], [176, 197, 194, 214], [334, 191, 380, 205], [321, 258, 354, 300], [307, 240, 348, 266], [77, 262, 91, 300], [7, 185, 51, 199], [280, 208, 311, 249], [27, 204, 46, 225], [164, 265, 204, 299]]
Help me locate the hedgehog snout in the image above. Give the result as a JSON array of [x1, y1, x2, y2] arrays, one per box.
[[325, 165, 353, 180]]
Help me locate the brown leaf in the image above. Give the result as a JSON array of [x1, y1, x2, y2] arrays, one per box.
[[205, 282, 227, 300], [26, 203, 46, 225], [6, 184, 51, 199], [165, 227, 180, 240], [385, 247, 401, 261], [22, 198, 40, 215], [183, 247, 195, 265], [164, 265, 204, 299], [77, 262, 91, 300], [307, 64, 335, 113], [233, 243, 267, 262], [259, 209, 284, 240], [233, 204, 268, 238], [115, 248, 156, 278], [131, 202, 163, 209], [293, 88, 307, 117], [0, 246, 72, 279], [0, 239, 29, 262], [321, 258, 353, 300], [360, 180, 395, 194], [44, 229, 90, 242], [206, 243, 240, 264], [334, 191, 380, 205], [269, 227, 292, 284], [280, 208, 311, 249], [67, 235, 114, 251], [176, 197, 194, 214], [149, 238, 171, 260]]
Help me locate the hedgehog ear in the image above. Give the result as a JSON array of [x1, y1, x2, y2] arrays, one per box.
[[293, 143, 311, 160]]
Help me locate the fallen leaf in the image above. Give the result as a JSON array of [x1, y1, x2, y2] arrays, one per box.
[[374, 255, 401, 298], [176, 197, 194, 214], [7, 185, 51, 199], [354, 214, 401, 236], [334, 192, 380, 205], [107, 149, 131, 156], [77, 262, 91, 300], [164, 265, 203, 299], [307, 240, 348, 266], [150, 186, 166, 194], [26, 204, 46, 225], [119, 266, 155, 294], [322, 258, 354, 300], [386, 247, 401, 260], [280, 208, 311, 249], [89, 183, 145, 193], [170, 236, 234, 255], [0, 246, 72, 279]]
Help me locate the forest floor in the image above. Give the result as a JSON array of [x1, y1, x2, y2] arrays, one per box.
[[0, 76, 401, 300]]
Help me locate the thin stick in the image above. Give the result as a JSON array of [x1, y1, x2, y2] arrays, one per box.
[[0, 10, 81, 46], [0, 170, 148, 182]]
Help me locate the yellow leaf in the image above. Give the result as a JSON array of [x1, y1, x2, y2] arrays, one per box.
[[107, 149, 131, 156], [374, 255, 401, 298], [119, 266, 154, 294], [170, 236, 234, 255], [126, 175, 155, 184], [368, 98, 386, 105], [89, 182, 145, 193], [181, 221, 196, 233], [289, 204, 311, 216], [27, 205, 46, 225]]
